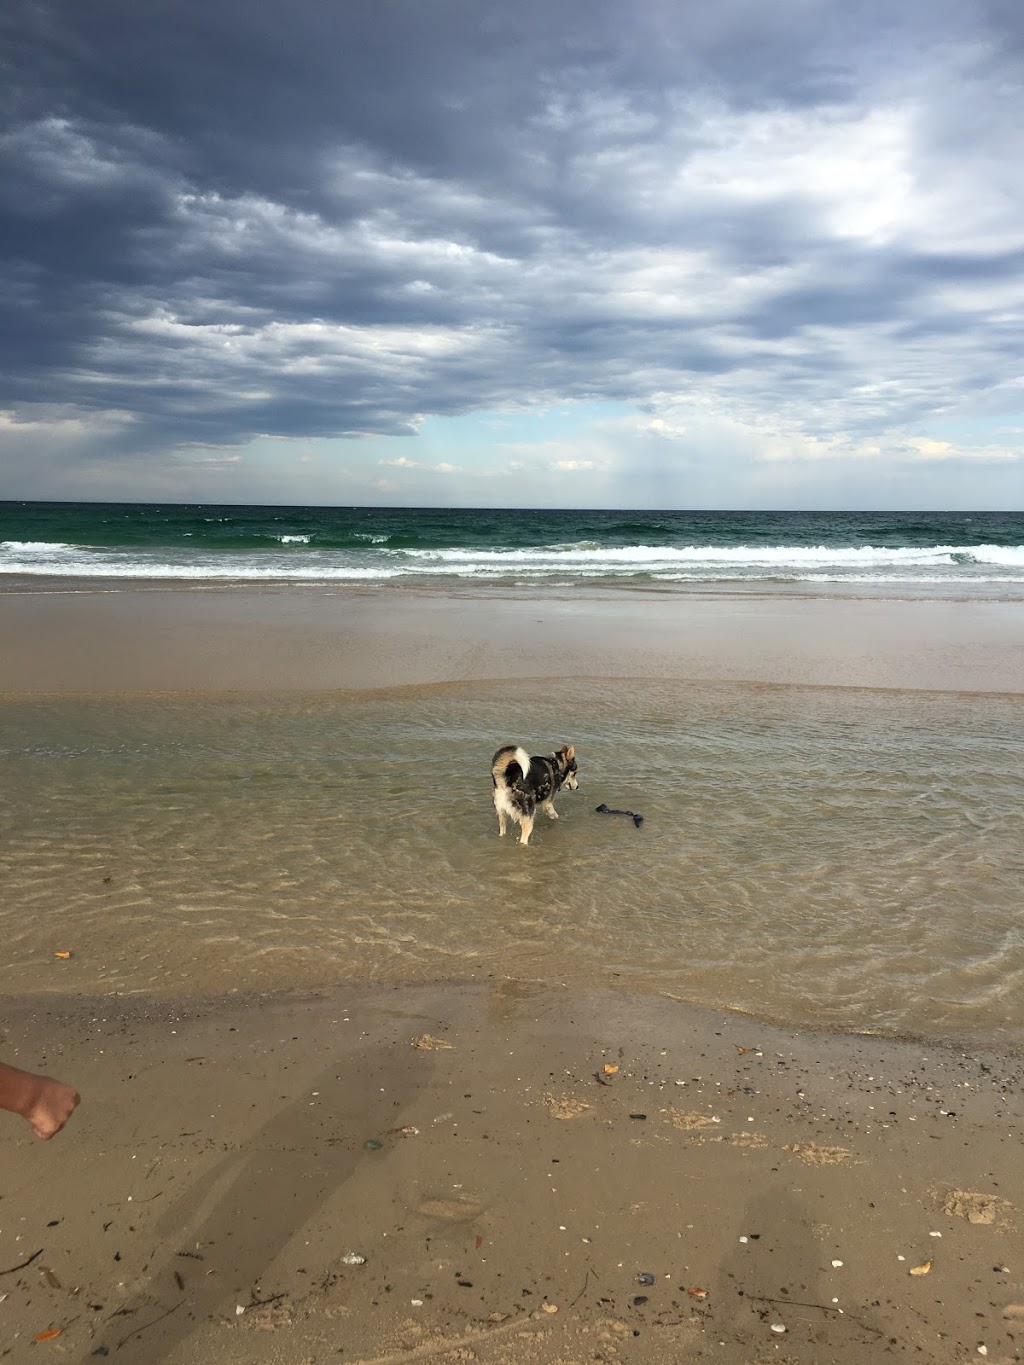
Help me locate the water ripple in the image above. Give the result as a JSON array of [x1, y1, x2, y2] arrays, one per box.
[[1, 681, 1021, 1042]]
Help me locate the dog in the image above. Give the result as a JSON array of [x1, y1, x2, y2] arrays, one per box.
[[491, 743, 578, 845]]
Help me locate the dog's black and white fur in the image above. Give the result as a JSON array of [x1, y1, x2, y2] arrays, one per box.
[[491, 743, 578, 846]]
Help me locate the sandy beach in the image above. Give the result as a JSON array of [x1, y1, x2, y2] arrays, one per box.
[[3, 983, 1023, 1364], [2, 585, 1023, 1363]]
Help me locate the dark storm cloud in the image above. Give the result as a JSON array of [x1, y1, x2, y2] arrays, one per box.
[[1, 0, 1023, 457]]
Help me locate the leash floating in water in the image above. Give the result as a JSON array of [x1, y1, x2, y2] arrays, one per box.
[[595, 803, 644, 828]]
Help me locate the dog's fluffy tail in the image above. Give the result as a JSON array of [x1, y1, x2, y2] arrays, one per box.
[[492, 744, 531, 787]]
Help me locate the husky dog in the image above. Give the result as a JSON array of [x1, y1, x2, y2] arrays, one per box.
[[491, 743, 579, 845]]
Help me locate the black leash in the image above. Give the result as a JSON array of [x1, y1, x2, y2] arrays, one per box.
[[595, 803, 644, 828]]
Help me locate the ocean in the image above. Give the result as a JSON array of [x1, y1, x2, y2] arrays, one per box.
[[2, 502, 1024, 595]]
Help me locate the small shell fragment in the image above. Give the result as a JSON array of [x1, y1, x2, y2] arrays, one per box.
[[831, 1259, 844, 1268], [342, 1253, 366, 1266], [770, 1323, 786, 1334], [909, 1259, 932, 1276], [542, 1303, 559, 1313]]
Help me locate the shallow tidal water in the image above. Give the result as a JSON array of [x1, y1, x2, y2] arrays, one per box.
[[2, 679, 1022, 1045]]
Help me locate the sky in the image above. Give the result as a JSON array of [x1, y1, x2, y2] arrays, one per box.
[[1, 0, 1023, 509]]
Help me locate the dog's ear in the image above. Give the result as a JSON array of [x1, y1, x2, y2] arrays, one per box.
[[564, 745, 575, 760]]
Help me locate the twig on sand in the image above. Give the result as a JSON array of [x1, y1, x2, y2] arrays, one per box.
[[749, 1295, 886, 1338], [116, 1298, 185, 1350], [338, 1310, 540, 1365], [0, 1248, 43, 1276], [571, 1269, 591, 1306], [750, 1294, 841, 1315], [246, 1291, 286, 1309]]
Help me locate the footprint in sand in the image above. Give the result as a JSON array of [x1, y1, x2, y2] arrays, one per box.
[[543, 1094, 592, 1120], [941, 1188, 1009, 1226]]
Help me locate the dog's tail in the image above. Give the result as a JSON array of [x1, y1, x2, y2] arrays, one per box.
[[492, 744, 531, 788]]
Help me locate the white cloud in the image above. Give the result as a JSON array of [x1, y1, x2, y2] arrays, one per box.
[[379, 455, 462, 474], [1, 0, 1023, 505]]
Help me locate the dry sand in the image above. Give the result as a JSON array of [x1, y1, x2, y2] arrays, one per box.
[[2, 586, 1023, 1363], [2, 983, 1022, 1365]]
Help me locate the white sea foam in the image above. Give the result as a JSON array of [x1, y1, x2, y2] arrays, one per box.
[[1, 540, 77, 552], [2, 537, 1023, 586], [0, 543, 397, 580], [401, 542, 1024, 568]]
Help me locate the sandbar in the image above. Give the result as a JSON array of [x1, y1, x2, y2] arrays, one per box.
[[1, 586, 1023, 694]]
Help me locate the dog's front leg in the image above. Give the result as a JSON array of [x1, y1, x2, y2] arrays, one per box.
[[541, 800, 559, 821], [518, 815, 535, 846]]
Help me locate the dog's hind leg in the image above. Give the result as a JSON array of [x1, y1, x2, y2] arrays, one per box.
[[496, 809, 507, 837], [540, 799, 559, 821], [518, 814, 535, 846]]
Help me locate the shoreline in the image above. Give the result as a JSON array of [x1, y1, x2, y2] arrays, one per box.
[[6, 969, 1024, 1057], [2, 980, 1022, 1364]]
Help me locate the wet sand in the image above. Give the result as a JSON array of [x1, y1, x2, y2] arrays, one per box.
[[2, 586, 1023, 1363], [2, 585, 1024, 693], [2, 983, 1023, 1364]]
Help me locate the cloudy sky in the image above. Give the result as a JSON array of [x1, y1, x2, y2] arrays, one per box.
[[1, 0, 1022, 508]]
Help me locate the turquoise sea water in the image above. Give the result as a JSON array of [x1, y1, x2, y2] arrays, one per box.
[[2, 503, 1023, 594]]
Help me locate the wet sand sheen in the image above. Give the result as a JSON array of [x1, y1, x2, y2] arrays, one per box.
[[2, 584, 1024, 693], [1, 588, 1022, 1043]]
